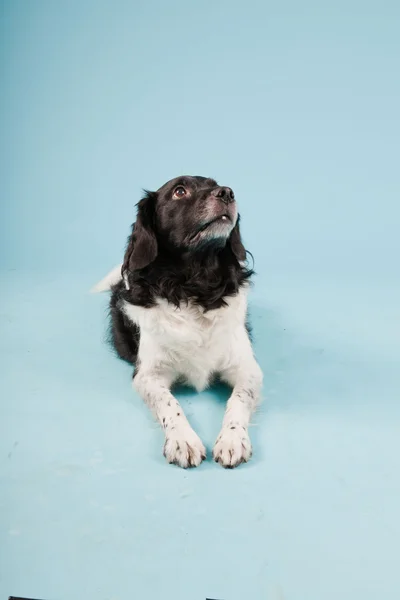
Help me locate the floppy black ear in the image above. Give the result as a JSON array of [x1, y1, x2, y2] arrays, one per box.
[[228, 216, 247, 262], [122, 191, 158, 275]]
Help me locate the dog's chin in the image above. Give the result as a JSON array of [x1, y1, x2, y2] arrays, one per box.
[[188, 216, 234, 247]]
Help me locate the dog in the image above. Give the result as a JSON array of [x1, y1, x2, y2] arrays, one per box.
[[94, 176, 263, 468]]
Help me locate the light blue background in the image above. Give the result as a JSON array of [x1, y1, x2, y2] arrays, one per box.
[[1, 1, 399, 599]]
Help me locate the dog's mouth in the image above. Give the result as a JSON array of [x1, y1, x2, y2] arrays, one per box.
[[190, 215, 232, 241]]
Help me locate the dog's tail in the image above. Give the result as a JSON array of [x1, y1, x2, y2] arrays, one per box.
[[91, 264, 123, 293]]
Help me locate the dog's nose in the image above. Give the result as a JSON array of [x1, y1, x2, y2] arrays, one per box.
[[214, 186, 235, 204]]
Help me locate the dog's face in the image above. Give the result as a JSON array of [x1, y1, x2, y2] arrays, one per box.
[[122, 175, 246, 274], [155, 176, 238, 249]]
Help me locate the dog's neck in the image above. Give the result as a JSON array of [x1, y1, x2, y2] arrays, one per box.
[[121, 244, 253, 311]]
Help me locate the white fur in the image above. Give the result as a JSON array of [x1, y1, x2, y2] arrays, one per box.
[[122, 287, 263, 468], [91, 264, 123, 293]]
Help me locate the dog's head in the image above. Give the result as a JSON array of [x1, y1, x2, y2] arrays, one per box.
[[122, 176, 246, 275]]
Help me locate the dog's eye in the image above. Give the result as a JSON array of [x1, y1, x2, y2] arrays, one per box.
[[173, 186, 187, 199]]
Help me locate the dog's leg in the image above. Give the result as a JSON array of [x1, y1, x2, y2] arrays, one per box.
[[134, 369, 206, 468], [214, 334, 263, 468]]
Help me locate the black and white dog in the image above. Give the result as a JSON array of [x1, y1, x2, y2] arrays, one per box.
[[94, 176, 263, 468]]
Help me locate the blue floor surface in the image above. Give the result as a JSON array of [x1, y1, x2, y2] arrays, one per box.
[[1, 271, 399, 600]]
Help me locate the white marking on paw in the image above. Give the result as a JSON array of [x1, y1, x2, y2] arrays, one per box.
[[213, 426, 252, 468], [163, 426, 206, 468]]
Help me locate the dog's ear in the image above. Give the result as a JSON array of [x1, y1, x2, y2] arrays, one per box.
[[228, 216, 246, 262], [122, 191, 158, 276]]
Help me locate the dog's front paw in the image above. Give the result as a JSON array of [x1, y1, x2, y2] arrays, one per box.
[[163, 426, 206, 468], [213, 426, 252, 468]]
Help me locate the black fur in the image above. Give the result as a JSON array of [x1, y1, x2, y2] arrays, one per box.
[[109, 285, 141, 364], [109, 176, 253, 366]]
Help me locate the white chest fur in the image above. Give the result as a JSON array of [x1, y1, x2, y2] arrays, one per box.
[[122, 287, 249, 391]]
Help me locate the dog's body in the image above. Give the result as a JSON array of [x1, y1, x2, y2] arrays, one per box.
[[96, 176, 262, 468]]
